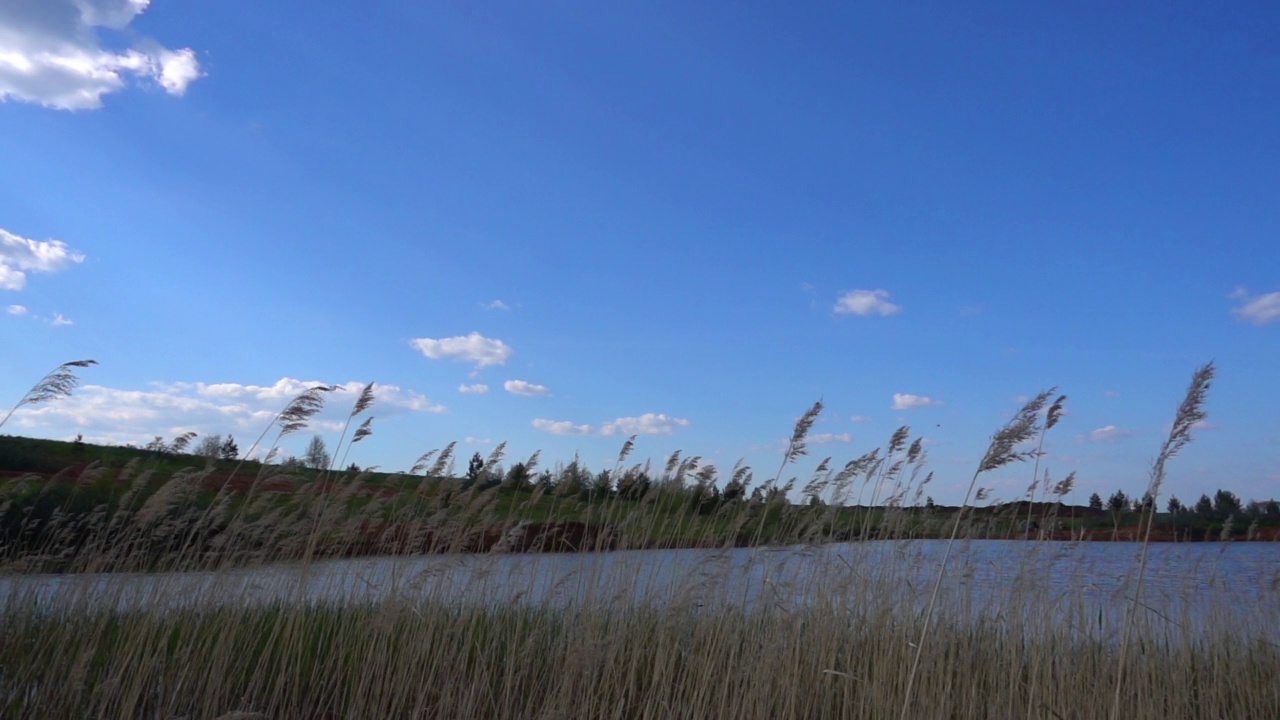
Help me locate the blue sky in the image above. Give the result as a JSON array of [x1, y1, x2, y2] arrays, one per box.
[[2, 0, 1277, 505]]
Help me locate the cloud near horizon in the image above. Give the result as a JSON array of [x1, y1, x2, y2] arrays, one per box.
[[530, 412, 690, 437], [0, 0, 201, 110], [0, 228, 85, 291], [1085, 425, 1130, 442], [833, 289, 902, 317], [601, 413, 689, 436], [410, 332, 512, 368], [892, 393, 941, 410], [809, 432, 853, 444], [504, 380, 551, 397], [1230, 287, 1280, 325], [532, 418, 593, 435], [5, 376, 444, 450]]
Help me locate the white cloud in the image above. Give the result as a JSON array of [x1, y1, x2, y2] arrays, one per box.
[[834, 289, 902, 317], [458, 383, 489, 394], [464, 436, 493, 444], [600, 413, 689, 436], [503, 379, 550, 397], [1230, 288, 1280, 325], [532, 418, 593, 435], [849, 414, 871, 423], [50, 312, 73, 326], [810, 432, 853, 444], [6, 376, 444, 448], [892, 393, 940, 410], [0, 228, 85, 290], [6, 304, 26, 315], [0, 0, 201, 110], [481, 299, 510, 311], [409, 332, 512, 368], [1085, 425, 1129, 442]]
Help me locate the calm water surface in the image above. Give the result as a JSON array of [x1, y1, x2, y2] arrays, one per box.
[[4, 540, 1278, 638]]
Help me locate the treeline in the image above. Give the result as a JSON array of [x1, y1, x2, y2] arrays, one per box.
[[1087, 488, 1280, 539]]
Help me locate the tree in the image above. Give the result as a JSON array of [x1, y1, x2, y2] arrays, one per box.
[[194, 434, 224, 459], [1193, 494, 1214, 519], [504, 462, 532, 491], [1138, 492, 1155, 513], [722, 476, 746, 502], [590, 470, 613, 498], [303, 435, 330, 470], [1107, 490, 1130, 514], [697, 483, 723, 514], [1107, 490, 1129, 533], [616, 469, 651, 500], [220, 435, 239, 461], [764, 483, 787, 505], [1213, 489, 1241, 519], [465, 452, 485, 487], [1087, 492, 1103, 511], [555, 457, 586, 498], [1166, 496, 1184, 514]]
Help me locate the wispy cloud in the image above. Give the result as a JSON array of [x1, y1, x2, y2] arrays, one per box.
[[458, 383, 489, 394], [849, 414, 871, 423], [1084, 425, 1130, 442], [0, 228, 85, 291], [1230, 287, 1280, 325], [532, 418, 593, 435], [892, 393, 941, 410], [834, 289, 902, 317], [504, 379, 550, 397], [464, 436, 493, 444], [601, 413, 689, 436], [809, 432, 853, 444], [50, 312, 73, 326], [481, 299, 510, 311], [5, 304, 26, 315], [0, 0, 201, 110], [409, 332, 512, 368], [1104, 389, 1121, 398]]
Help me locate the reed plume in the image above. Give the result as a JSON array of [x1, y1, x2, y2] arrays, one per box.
[[1111, 362, 1214, 720], [0, 359, 97, 430]]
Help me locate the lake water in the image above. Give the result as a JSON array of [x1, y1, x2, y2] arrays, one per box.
[[4, 540, 1277, 640]]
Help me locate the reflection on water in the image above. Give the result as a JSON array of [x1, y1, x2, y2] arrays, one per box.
[[4, 540, 1278, 639]]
